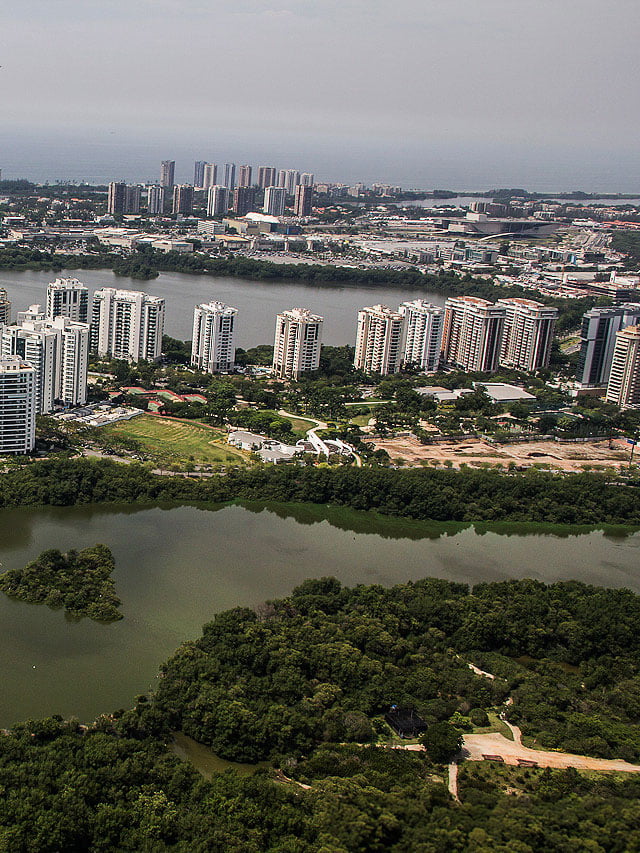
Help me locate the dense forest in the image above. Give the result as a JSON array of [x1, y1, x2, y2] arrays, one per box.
[[3, 576, 640, 851], [0, 544, 122, 621], [1, 458, 639, 526], [156, 576, 640, 763]]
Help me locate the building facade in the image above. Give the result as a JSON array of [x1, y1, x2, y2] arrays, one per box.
[[207, 185, 230, 217], [272, 308, 323, 379], [107, 181, 126, 215], [160, 160, 175, 189], [238, 165, 252, 187], [263, 186, 286, 216], [0, 287, 11, 325], [233, 186, 256, 216], [576, 305, 640, 387], [223, 163, 236, 191], [191, 301, 238, 373], [202, 163, 218, 190], [399, 300, 444, 372], [354, 304, 406, 375], [497, 298, 557, 371], [293, 184, 313, 217], [46, 278, 89, 324], [300, 173, 314, 187], [91, 289, 165, 362], [0, 357, 36, 454], [606, 325, 640, 409], [1, 308, 89, 412], [172, 184, 194, 215], [257, 166, 276, 189], [147, 185, 165, 215], [441, 296, 505, 373], [284, 169, 301, 195], [194, 160, 206, 188]]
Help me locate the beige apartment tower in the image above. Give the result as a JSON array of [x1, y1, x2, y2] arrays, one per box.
[[272, 308, 323, 380], [606, 325, 640, 409], [354, 304, 406, 375], [497, 298, 557, 371], [441, 296, 505, 373]]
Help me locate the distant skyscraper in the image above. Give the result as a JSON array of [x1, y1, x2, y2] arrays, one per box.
[[207, 185, 230, 217], [0, 357, 36, 454], [354, 305, 406, 375], [124, 185, 141, 215], [398, 300, 444, 372], [147, 185, 165, 215], [1, 307, 89, 412], [300, 173, 314, 187], [263, 186, 286, 216], [172, 184, 194, 215], [272, 308, 323, 380], [606, 325, 640, 409], [203, 163, 218, 190], [441, 296, 505, 373], [191, 302, 238, 373], [46, 278, 89, 324], [576, 304, 640, 387], [223, 163, 236, 191], [277, 169, 287, 188], [91, 289, 165, 362], [496, 298, 557, 371], [257, 166, 276, 189], [238, 165, 252, 187], [107, 181, 126, 215], [293, 184, 313, 217], [194, 160, 206, 188], [233, 186, 256, 216], [284, 169, 301, 195], [0, 287, 10, 325], [160, 160, 175, 189]]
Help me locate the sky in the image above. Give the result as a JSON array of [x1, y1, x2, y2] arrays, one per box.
[[1, 0, 640, 190]]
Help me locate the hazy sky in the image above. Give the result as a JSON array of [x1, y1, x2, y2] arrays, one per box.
[[2, 0, 640, 189]]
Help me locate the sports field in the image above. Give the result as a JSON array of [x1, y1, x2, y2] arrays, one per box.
[[103, 415, 247, 467]]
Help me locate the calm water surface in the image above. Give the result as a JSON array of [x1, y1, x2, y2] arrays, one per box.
[[0, 502, 638, 727], [0, 268, 446, 347]]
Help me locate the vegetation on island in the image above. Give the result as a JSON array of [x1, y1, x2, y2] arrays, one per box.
[[3, 576, 640, 850], [0, 544, 122, 622]]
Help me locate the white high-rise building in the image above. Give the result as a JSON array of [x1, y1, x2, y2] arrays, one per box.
[[1, 307, 89, 412], [160, 160, 175, 189], [46, 278, 89, 324], [277, 169, 287, 188], [441, 296, 506, 373], [0, 357, 36, 454], [576, 304, 640, 387], [223, 163, 236, 191], [147, 185, 165, 215], [398, 300, 444, 372], [207, 185, 230, 217], [264, 186, 286, 216], [272, 308, 323, 380], [191, 302, 237, 373], [497, 298, 557, 371], [0, 287, 10, 325], [238, 165, 252, 187], [300, 173, 314, 187], [194, 160, 206, 189], [284, 169, 301, 195], [606, 325, 640, 409], [90, 289, 165, 362], [203, 163, 218, 190], [354, 304, 406, 375]]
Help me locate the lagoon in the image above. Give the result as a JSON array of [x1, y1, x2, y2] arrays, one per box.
[[0, 501, 638, 728]]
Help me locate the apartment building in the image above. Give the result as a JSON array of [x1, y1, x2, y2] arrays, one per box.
[[497, 298, 557, 371], [46, 278, 89, 324], [0, 357, 36, 454], [207, 185, 230, 217], [354, 304, 406, 375], [272, 308, 323, 379], [606, 325, 640, 409], [398, 300, 444, 372], [91, 289, 165, 362], [441, 296, 505, 373], [191, 301, 238, 373], [0, 287, 10, 325], [576, 304, 640, 387]]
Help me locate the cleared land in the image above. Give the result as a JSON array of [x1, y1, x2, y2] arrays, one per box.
[[365, 436, 634, 472], [103, 415, 247, 467]]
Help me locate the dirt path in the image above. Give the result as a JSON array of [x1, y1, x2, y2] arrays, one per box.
[[462, 732, 640, 772], [448, 762, 460, 802]]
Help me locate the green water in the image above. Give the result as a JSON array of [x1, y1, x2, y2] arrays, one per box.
[[0, 502, 639, 728]]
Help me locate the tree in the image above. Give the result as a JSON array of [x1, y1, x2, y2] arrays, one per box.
[[419, 723, 463, 762]]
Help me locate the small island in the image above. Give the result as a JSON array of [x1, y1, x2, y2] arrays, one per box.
[[0, 544, 123, 622]]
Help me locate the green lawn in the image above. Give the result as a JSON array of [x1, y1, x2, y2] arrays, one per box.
[[103, 415, 247, 468]]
